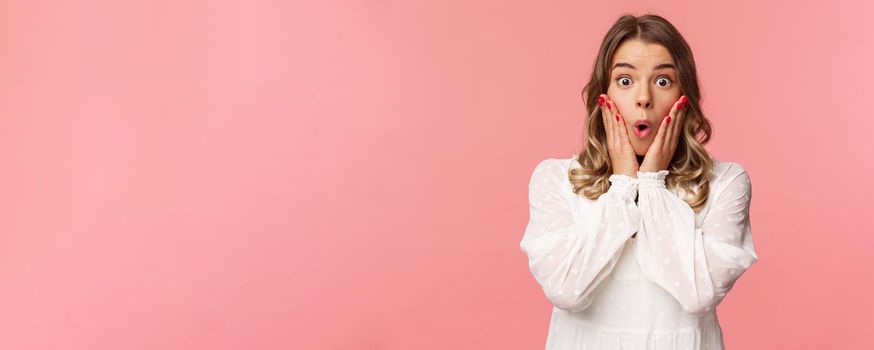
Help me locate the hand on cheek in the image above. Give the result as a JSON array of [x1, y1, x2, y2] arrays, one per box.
[[598, 94, 639, 177], [640, 95, 686, 173]]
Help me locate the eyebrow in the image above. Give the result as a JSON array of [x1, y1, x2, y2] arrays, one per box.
[[612, 62, 676, 71]]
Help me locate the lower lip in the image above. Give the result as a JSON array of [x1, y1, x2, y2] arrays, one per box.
[[633, 126, 651, 138]]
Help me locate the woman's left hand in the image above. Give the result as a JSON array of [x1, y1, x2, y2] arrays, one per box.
[[639, 95, 687, 173]]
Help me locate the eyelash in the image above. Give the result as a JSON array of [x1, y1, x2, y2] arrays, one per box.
[[616, 75, 673, 88]]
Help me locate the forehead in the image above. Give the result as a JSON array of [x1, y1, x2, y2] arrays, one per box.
[[611, 40, 673, 67]]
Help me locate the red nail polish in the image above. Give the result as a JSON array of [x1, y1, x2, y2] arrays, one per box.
[[606, 101, 611, 109], [598, 96, 604, 107], [615, 114, 620, 121], [666, 116, 671, 124]]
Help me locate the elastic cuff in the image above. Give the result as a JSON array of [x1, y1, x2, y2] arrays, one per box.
[[637, 170, 669, 190], [607, 174, 638, 201]]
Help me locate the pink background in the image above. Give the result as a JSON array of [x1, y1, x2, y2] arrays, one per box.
[[1, 0, 872, 349]]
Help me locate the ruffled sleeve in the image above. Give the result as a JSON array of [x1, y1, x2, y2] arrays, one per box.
[[633, 166, 759, 315], [520, 159, 641, 312]]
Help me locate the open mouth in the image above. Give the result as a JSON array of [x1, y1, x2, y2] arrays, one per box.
[[633, 124, 651, 138]]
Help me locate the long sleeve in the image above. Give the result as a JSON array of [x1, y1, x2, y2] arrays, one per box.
[[633, 166, 759, 316], [520, 159, 640, 312]]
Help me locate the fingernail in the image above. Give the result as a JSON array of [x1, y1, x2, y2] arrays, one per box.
[[615, 114, 620, 121], [598, 96, 604, 107], [606, 101, 612, 109], [666, 116, 672, 124]]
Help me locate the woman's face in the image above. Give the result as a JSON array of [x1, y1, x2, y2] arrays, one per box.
[[607, 39, 682, 156]]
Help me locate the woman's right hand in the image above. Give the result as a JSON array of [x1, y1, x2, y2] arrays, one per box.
[[598, 94, 639, 178]]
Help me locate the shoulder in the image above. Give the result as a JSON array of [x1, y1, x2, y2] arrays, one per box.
[[710, 159, 752, 199], [712, 159, 751, 184], [531, 156, 576, 178], [529, 156, 577, 189]]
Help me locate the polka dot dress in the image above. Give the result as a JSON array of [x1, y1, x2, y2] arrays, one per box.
[[520, 156, 758, 350]]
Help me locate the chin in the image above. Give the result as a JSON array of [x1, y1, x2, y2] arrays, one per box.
[[631, 141, 653, 155], [631, 145, 647, 156]]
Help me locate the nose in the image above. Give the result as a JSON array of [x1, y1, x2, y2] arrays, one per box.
[[636, 87, 652, 109]]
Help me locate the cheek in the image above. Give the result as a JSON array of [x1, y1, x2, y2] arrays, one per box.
[[606, 93, 625, 112], [660, 96, 682, 115], [606, 84, 619, 101], [661, 104, 673, 117]]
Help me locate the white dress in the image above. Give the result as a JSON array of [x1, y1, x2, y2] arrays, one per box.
[[520, 155, 759, 350]]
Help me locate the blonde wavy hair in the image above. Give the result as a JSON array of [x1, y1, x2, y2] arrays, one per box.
[[573, 14, 715, 212]]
